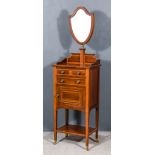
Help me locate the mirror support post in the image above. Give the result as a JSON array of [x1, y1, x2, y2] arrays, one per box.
[[80, 47, 85, 66]]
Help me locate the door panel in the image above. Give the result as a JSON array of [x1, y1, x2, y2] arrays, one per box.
[[57, 86, 85, 110], [61, 91, 81, 104]]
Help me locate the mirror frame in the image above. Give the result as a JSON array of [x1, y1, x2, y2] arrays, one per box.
[[69, 6, 94, 46]]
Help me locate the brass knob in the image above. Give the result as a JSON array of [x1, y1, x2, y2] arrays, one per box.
[[60, 79, 64, 83], [60, 70, 65, 74], [76, 80, 80, 84], [77, 71, 80, 75], [56, 94, 59, 97]]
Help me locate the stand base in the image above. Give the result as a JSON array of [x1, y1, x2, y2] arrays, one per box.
[[79, 48, 86, 66]]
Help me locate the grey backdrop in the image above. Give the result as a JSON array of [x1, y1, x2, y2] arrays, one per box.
[[43, 0, 111, 131]]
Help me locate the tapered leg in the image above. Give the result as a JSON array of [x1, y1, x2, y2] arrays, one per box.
[[85, 68, 90, 151], [85, 111, 89, 151], [96, 107, 99, 142], [96, 67, 100, 143], [53, 110, 57, 144], [65, 109, 69, 137], [53, 66, 57, 144]]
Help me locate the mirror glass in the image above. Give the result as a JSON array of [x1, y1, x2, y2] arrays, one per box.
[[69, 7, 94, 45]]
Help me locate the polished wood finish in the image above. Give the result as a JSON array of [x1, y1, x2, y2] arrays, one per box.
[[53, 53, 100, 150], [80, 48, 86, 65]]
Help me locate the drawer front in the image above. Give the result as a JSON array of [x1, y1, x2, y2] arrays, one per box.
[[57, 77, 85, 86], [57, 69, 69, 75], [71, 70, 85, 76], [56, 68, 85, 77], [56, 86, 85, 110]]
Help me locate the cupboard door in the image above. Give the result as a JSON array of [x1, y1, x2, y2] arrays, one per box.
[[57, 86, 85, 111]]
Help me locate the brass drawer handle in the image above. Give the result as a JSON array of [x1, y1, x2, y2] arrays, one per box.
[[76, 71, 81, 75], [56, 94, 59, 97], [60, 79, 64, 83], [76, 80, 80, 84], [60, 70, 65, 74]]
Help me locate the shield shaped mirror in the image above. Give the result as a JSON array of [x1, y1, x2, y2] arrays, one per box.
[[69, 7, 94, 47]]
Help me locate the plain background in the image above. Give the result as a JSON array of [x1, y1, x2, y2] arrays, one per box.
[[43, 0, 111, 131], [1, 0, 155, 155]]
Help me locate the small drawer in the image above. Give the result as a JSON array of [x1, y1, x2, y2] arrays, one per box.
[[71, 70, 85, 76], [57, 77, 85, 85], [57, 69, 69, 75]]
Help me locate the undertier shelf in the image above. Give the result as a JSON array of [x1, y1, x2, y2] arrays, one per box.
[[57, 124, 97, 137]]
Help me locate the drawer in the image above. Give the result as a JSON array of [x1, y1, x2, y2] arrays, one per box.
[[57, 69, 69, 75], [57, 77, 85, 86], [71, 70, 85, 76]]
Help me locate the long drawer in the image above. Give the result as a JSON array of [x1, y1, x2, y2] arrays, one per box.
[[57, 76, 85, 86]]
